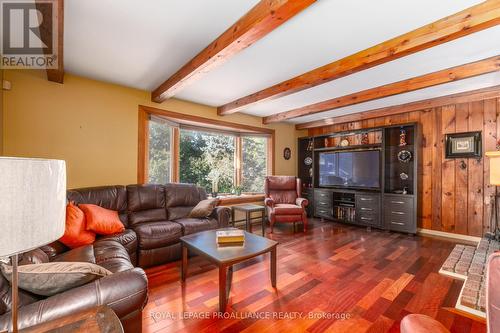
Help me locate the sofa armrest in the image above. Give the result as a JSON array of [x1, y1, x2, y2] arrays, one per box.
[[0, 268, 148, 331], [264, 198, 275, 208], [296, 197, 309, 208], [211, 206, 231, 228]]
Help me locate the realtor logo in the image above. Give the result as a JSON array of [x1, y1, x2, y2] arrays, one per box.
[[1, 0, 60, 69]]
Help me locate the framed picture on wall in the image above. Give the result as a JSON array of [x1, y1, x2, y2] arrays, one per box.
[[445, 131, 482, 158]]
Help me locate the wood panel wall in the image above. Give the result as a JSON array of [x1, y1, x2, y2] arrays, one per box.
[[308, 97, 500, 237]]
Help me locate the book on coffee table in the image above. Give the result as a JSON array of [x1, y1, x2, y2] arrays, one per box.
[[216, 230, 245, 244]]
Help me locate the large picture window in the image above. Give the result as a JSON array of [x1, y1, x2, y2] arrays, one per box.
[[139, 106, 274, 196]]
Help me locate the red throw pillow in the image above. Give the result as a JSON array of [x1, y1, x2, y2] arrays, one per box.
[[59, 202, 96, 249], [79, 204, 125, 235]]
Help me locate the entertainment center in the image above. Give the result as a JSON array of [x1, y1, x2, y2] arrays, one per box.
[[298, 123, 419, 233]]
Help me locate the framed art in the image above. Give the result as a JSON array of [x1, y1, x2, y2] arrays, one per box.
[[445, 131, 482, 158], [283, 147, 291, 160]]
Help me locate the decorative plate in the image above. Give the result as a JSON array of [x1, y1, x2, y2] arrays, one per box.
[[397, 150, 412, 163], [340, 139, 349, 147], [304, 157, 313, 166], [400, 172, 409, 180]]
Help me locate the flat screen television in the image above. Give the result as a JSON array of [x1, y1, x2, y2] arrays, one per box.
[[318, 150, 380, 189]]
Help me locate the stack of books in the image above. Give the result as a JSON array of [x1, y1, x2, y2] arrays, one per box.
[[216, 230, 245, 247]]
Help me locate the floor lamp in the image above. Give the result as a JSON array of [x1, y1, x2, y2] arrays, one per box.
[[486, 151, 500, 240], [0, 158, 66, 332]]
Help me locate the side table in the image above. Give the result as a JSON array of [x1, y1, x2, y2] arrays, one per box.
[[231, 204, 266, 236]]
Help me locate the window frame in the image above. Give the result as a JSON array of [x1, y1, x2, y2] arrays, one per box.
[[138, 105, 275, 195]]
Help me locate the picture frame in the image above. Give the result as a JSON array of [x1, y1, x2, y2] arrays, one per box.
[[283, 147, 291, 160], [445, 131, 482, 159]]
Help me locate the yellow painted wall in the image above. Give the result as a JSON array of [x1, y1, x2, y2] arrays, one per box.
[[3, 70, 299, 188]]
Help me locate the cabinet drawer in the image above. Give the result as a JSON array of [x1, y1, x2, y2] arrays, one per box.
[[316, 200, 332, 209], [356, 194, 380, 207], [384, 196, 413, 216], [385, 214, 411, 232], [315, 190, 332, 200], [357, 212, 381, 227], [315, 207, 332, 218]]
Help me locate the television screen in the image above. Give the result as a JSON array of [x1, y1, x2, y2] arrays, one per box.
[[318, 150, 380, 188]]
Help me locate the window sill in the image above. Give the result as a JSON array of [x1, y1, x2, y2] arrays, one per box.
[[217, 194, 265, 206]]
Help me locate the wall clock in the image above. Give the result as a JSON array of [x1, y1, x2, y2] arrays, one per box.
[[283, 147, 291, 160], [398, 150, 412, 163], [304, 157, 313, 166]]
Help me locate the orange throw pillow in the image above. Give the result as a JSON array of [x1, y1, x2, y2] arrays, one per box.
[[59, 202, 96, 249], [80, 204, 125, 235]]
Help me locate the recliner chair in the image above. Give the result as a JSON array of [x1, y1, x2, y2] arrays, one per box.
[[264, 176, 308, 233]]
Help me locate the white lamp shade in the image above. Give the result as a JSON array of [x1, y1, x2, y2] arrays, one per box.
[[0, 157, 66, 258], [486, 151, 500, 185]]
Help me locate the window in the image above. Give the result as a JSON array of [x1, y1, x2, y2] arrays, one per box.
[[147, 118, 172, 184], [180, 129, 235, 194], [241, 136, 267, 193], [139, 106, 274, 195]]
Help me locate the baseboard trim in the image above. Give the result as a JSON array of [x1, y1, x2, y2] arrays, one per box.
[[417, 228, 481, 244]]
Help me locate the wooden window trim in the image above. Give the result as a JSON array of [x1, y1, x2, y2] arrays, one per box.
[[138, 105, 275, 189]]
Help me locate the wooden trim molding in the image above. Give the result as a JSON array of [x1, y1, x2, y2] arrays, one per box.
[[264, 56, 500, 123], [152, 0, 316, 103], [138, 105, 275, 185], [218, 1, 500, 115], [296, 85, 500, 129], [218, 194, 265, 206], [137, 107, 149, 184]]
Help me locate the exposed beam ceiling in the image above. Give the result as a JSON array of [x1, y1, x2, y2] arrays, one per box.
[[151, 0, 316, 103], [218, 0, 500, 115], [295, 84, 500, 129], [36, 0, 64, 83], [263, 56, 500, 123]]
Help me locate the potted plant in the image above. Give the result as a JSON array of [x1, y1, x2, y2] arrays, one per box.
[[233, 185, 243, 196], [207, 169, 220, 198]]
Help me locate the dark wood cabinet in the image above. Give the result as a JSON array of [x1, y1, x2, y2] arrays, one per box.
[[298, 123, 418, 234]]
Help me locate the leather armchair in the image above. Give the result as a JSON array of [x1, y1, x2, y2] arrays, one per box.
[[264, 176, 308, 233], [400, 251, 500, 333]]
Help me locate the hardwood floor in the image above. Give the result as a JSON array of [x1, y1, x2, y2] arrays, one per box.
[[143, 219, 486, 333]]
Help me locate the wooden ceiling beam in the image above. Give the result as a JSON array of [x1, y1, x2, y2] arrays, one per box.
[[218, 0, 500, 115], [263, 56, 500, 124], [152, 0, 316, 103], [295, 85, 500, 130], [35, 0, 64, 83]]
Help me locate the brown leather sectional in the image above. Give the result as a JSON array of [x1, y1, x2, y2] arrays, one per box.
[[0, 183, 231, 332]]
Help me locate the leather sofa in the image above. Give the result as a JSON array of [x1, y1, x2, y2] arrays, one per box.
[[0, 183, 231, 332]]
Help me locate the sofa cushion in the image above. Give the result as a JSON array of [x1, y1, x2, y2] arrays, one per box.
[[0, 262, 112, 297], [127, 185, 167, 226], [98, 229, 137, 258], [274, 204, 304, 215], [93, 239, 134, 273], [189, 198, 219, 218], [165, 183, 207, 220], [60, 202, 96, 249], [53, 245, 96, 264], [67, 186, 128, 227], [173, 218, 219, 236], [80, 204, 125, 235], [134, 221, 182, 250]]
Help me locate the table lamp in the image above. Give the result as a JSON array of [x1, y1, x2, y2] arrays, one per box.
[[485, 151, 500, 240], [0, 157, 66, 333]]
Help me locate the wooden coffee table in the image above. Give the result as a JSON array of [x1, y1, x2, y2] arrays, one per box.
[[180, 229, 278, 312]]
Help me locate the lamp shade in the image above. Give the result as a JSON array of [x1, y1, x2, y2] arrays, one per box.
[[0, 157, 66, 258], [486, 151, 500, 185]]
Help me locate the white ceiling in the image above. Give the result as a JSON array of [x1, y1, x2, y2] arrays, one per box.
[[64, 0, 500, 125]]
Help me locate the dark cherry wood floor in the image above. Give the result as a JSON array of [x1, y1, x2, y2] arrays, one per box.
[[143, 219, 486, 333]]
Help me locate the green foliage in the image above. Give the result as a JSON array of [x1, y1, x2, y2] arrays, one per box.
[[241, 137, 267, 193], [148, 121, 171, 184], [180, 130, 234, 193]]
